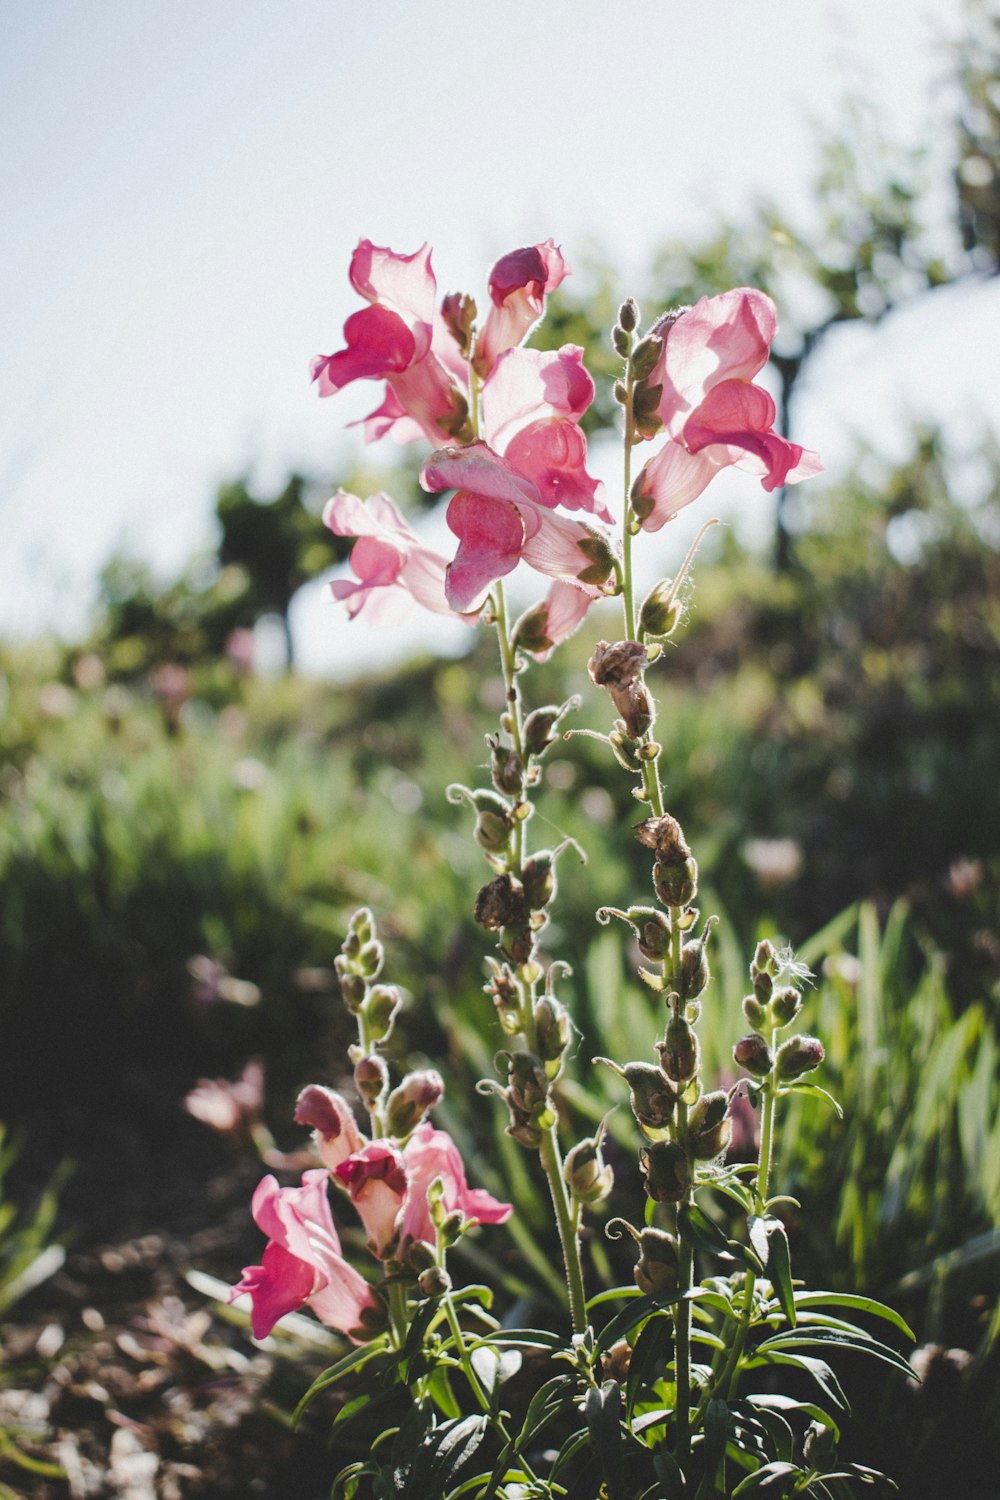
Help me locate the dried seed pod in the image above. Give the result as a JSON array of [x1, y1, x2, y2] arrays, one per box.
[[734, 1032, 774, 1078], [775, 1034, 824, 1081], [640, 1139, 692, 1203]]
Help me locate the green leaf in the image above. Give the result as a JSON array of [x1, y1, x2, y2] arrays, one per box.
[[427, 1362, 461, 1420], [765, 1219, 796, 1327], [679, 1203, 763, 1271], [744, 1393, 840, 1444], [758, 1327, 915, 1379], [626, 1312, 674, 1420], [733, 1460, 804, 1493], [587, 1284, 644, 1311], [549, 1427, 591, 1479], [518, 1373, 574, 1448], [782, 1082, 844, 1118], [702, 1398, 731, 1484], [291, 1338, 390, 1424], [586, 1380, 626, 1500], [653, 1447, 688, 1496], [792, 1291, 914, 1341], [747, 1352, 850, 1411]]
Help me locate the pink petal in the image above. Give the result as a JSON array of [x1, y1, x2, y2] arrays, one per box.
[[522, 580, 598, 661], [335, 1144, 408, 1259], [308, 1255, 377, 1340], [323, 490, 420, 546], [684, 380, 802, 493], [311, 305, 416, 396], [349, 240, 436, 355], [444, 491, 526, 612], [502, 419, 609, 519], [521, 508, 612, 586], [422, 441, 539, 509], [387, 353, 468, 446], [656, 289, 778, 432], [481, 346, 593, 447], [351, 388, 429, 446], [398, 1124, 510, 1248], [232, 1240, 317, 1340], [294, 1085, 366, 1171], [633, 441, 725, 532], [476, 240, 569, 372]]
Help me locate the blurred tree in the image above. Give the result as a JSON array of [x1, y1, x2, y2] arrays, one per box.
[[952, 0, 1000, 271]]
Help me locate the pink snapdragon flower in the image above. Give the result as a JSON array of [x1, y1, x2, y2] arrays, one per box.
[[294, 1084, 366, 1170], [230, 1170, 378, 1341], [474, 240, 568, 374], [322, 490, 462, 626], [334, 1121, 511, 1260], [421, 442, 616, 614], [631, 289, 822, 531]]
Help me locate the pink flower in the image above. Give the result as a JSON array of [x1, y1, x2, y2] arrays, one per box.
[[421, 443, 616, 614], [323, 490, 468, 625], [294, 1084, 366, 1171], [397, 1122, 512, 1251], [334, 1123, 511, 1261], [474, 240, 568, 375], [184, 1059, 264, 1137], [230, 1171, 377, 1341], [312, 239, 576, 450], [632, 289, 822, 531]]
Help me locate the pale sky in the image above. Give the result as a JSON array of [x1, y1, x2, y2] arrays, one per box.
[[1, 0, 995, 674]]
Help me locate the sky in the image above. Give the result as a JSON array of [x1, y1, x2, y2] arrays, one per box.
[[2, 0, 996, 676]]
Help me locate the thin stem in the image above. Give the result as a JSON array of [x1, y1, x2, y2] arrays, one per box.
[[539, 1124, 588, 1335], [621, 369, 638, 642]]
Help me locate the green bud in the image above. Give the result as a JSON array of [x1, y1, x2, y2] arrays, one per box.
[[613, 378, 628, 405], [404, 1238, 437, 1273], [384, 1069, 445, 1137], [640, 1140, 692, 1204], [802, 1420, 837, 1467], [742, 994, 769, 1032], [348, 908, 375, 948], [338, 970, 366, 1013], [769, 985, 802, 1027], [681, 938, 710, 1001], [357, 940, 385, 979], [775, 1034, 824, 1081], [612, 324, 632, 358], [638, 580, 682, 639], [629, 485, 656, 523], [631, 906, 671, 960], [504, 1051, 549, 1115], [734, 1033, 774, 1078], [417, 1265, 452, 1299], [475, 809, 511, 852], [753, 940, 779, 978], [618, 298, 639, 333], [630, 335, 663, 382], [512, 602, 554, 657], [365, 983, 403, 1042], [753, 969, 774, 1004], [576, 534, 616, 588], [633, 1227, 679, 1295], [609, 727, 643, 771]]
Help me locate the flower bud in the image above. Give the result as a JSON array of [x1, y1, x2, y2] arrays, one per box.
[[640, 1140, 692, 1203], [687, 1090, 733, 1160], [742, 994, 768, 1032], [474, 874, 528, 931], [802, 1420, 837, 1468], [753, 969, 774, 1004], [512, 603, 554, 658], [638, 580, 682, 640], [417, 1264, 452, 1299], [441, 291, 477, 357], [522, 852, 556, 911], [534, 995, 571, 1071], [348, 908, 375, 948], [613, 378, 628, 405], [357, 941, 385, 979], [630, 335, 662, 382], [404, 1238, 437, 1273], [621, 1062, 677, 1132], [753, 940, 779, 977], [338, 970, 367, 1013], [633, 1227, 679, 1295], [384, 1069, 445, 1137], [603, 1339, 632, 1382], [564, 1132, 613, 1206], [734, 1033, 773, 1078], [775, 1034, 824, 1081], [354, 1054, 389, 1110], [612, 324, 632, 358], [769, 985, 802, 1027], [618, 298, 639, 333], [659, 1017, 699, 1085], [364, 983, 403, 1042]]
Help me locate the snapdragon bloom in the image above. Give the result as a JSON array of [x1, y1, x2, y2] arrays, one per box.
[[230, 1170, 378, 1340], [631, 289, 822, 530], [311, 238, 571, 449], [334, 1122, 511, 1260], [322, 490, 459, 625]]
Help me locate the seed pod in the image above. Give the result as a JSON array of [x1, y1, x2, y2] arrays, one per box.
[[506, 1105, 543, 1149], [775, 1034, 824, 1081], [474, 874, 528, 931], [734, 1032, 774, 1078], [633, 1226, 679, 1295], [522, 852, 556, 911], [659, 1016, 699, 1085], [688, 1090, 733, 1160], [475, 809, 511, 852], [485, 962, 521, 1034], [640, 1139, 692, 1203], [523, 706, 560, 757], [504, 1051, 549, 1115], [564, 1133, 613, 1206], [589, 639, 647, 688], [489, 737, 524, 796], [534, 995, 571, 1071], [655, 855, 699, 909], [499, 923, 533, 966], [681, 937, 710, 1001], [384, 1069, 445, 1137], [609, 726, 643, 771], [621, 1061, 677, 1132], [603, 1339, 632, 1382], [638, 580, 682, 639]]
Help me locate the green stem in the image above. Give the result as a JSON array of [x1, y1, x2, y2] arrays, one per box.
[[539, 1123, 588, 1335], [622, 369, 638, 642]]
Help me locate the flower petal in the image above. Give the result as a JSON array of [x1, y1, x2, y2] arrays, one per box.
[[656, 289, 778, 431], [684, 379, 804, 493], [475, 240, 569, 372], [444, 491, 525, 612], [311, 305, 416, 396], [632, 441, 725, 532], [349, 240, 436, 355]]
